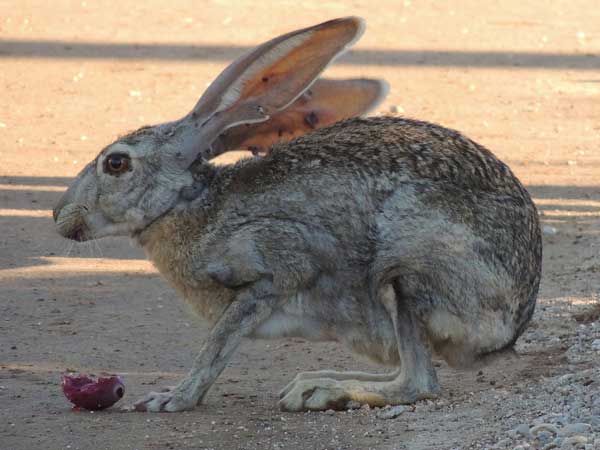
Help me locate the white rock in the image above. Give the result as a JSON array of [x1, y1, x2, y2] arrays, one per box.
[[531, 423, 559, 436], [559, 422, 592, 436], [389, 105, 405, 114], [511, 423, 533, 439], [562, 434, 588, 446], [376, 405, 406, 419]]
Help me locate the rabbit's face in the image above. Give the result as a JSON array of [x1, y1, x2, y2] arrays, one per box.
[[53, 127, 195, 241]]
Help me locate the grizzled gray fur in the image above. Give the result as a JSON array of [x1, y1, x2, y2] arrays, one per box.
[[53, 17, 541, 413]]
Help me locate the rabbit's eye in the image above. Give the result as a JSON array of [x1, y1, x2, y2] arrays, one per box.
[[104, 153, 131, 176]]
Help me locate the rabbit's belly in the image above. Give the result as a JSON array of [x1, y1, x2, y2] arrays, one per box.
[[251, 310, 333, 341], [250, 295, 399, 365], [251, 310, 399, 365]]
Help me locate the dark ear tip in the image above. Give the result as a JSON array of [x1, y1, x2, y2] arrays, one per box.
[[343, 16, 366, 35], [350, 78, 389, 113], [327, 16, 364, 27], [370, 79, 390, 109], [312, 16, 365, 40]]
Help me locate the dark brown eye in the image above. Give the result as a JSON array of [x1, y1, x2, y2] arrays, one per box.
[[104, 153, 131, 175]]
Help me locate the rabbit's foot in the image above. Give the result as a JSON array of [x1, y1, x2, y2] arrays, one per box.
[[133, 386, 196, 412], [279, 369, 399, 399], [278, 377, 439, 412]]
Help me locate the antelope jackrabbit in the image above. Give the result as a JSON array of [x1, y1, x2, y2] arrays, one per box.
[[54, 17, 542, 412]]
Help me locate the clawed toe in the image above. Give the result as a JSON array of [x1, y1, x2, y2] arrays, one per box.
[[279, 378, 298, 400], [279, 379, 349, 412], [132, 388, 195, 412]]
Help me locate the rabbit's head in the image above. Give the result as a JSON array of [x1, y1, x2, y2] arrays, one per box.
[[53, 17, 387, 241]]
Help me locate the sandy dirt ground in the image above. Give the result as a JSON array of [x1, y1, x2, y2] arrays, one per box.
[[1, 1, 599, 449]]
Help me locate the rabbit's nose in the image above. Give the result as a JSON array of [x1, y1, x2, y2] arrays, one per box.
[[52, 204, 62, 222], [53, 160, 96, 222], [53, 192, 70, 222], [53, 182, 78, 223]]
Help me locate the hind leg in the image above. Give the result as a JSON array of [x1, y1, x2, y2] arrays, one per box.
[[279, 285, 440, 411]]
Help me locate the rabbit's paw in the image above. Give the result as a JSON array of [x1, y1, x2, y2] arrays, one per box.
[[133, 387, 196, 412], [279, 378, 375, 412], [279, 372, 310, 399]]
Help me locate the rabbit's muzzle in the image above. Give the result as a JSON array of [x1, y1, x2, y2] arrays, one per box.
[[53, 161, 99, 241], [54, 203, 91, 242]]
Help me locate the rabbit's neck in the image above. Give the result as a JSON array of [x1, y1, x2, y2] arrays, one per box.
[[136, 163, 238, 311], [136, 165, 224, 286], [139, 207, 205, 286], [137, 202, 235, 324]]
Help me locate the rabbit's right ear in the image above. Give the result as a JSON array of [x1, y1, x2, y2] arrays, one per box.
[[175, 17, 365, 166], [214, 77, 388, 157]]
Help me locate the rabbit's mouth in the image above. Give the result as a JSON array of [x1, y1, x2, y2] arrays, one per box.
[[66, 226, 88, 242]]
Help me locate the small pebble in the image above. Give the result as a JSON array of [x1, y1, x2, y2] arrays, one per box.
[[562, 434, 588, 446], [534, 430, 554, 445], [512, 423, 533, 439], [493, 438, 511, 448], [376, 405, 407, 419], [559, 423, 592, 436], [346, 400, 362, 410], [531, 424, 560, 436]]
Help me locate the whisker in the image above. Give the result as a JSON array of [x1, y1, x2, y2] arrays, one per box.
[[91, 233, 104, 258], [63, 240, 74, 258], [86, 240, 96, 258]]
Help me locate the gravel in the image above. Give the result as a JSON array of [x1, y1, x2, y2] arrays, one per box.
[[483, 345, 599, 449], [379, 296, 598, 449]]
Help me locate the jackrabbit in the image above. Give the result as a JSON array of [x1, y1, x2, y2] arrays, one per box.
[[54, 17, 542, 412]]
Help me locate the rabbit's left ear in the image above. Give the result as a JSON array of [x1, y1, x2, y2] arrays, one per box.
[[174, 17, 365, 166]]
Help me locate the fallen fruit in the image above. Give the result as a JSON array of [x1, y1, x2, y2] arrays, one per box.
[[62, 374, 125, 410]]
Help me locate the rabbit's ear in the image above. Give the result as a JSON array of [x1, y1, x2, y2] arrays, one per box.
[[177, 17, 365, 166], [213, 78, 388, 157]]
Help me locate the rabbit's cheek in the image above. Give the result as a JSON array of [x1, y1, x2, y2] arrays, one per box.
[[97, 195, 126, 221], [82, 211, 132, 239], [97, 183, 143, 221]]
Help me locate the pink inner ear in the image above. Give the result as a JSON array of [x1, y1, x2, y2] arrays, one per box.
[[185, 18, 363, 163]]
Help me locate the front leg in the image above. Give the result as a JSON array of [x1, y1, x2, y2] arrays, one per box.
[[133, 278, 276, 412]]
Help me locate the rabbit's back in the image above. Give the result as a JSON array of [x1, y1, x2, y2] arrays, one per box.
[[230, 116, 541, 281]]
